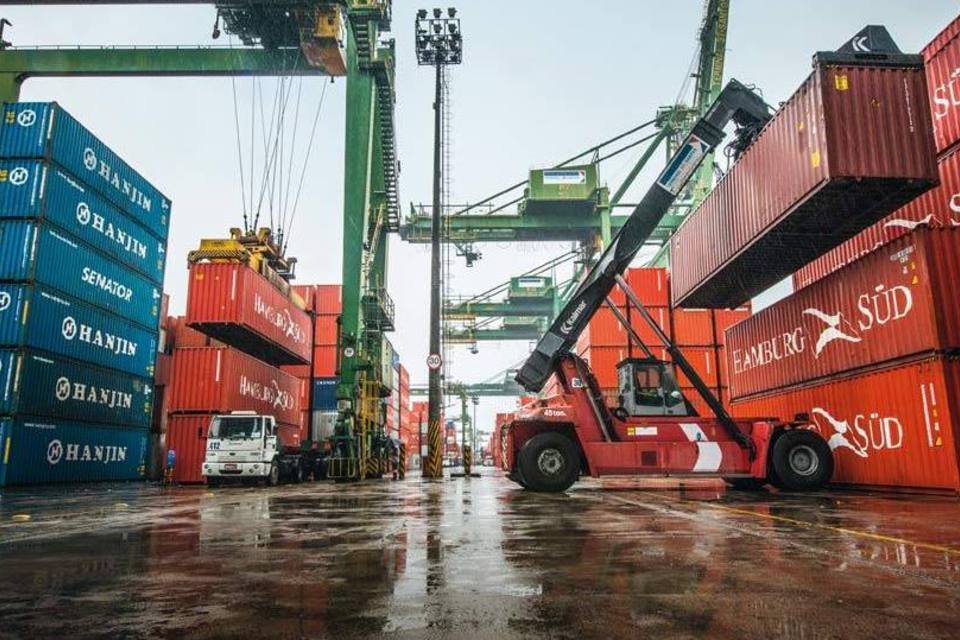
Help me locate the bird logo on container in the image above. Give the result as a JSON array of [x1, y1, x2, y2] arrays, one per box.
[[8, 166, 28, 186], [809, 406, 903, 458], [61, 316, 78, 341], [16, 109, 36, 128], [802, 308, 862, 357], [0, 291, 10, 312], [47, 439, 64, 465]]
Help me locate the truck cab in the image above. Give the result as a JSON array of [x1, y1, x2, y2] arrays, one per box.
[[202, 411, 284, 486]]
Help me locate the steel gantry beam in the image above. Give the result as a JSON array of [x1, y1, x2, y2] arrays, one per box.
[[0, 46, 328, 101]]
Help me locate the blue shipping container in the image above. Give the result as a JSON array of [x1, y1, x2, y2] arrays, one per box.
[[0, 220, 161, 330], [0, 160, 167, 284], [313, 377, 338, 411], [0, 284, 157, 378], [0, 417, 147, 486], [0, 349, 153, 428], [0, 102, 171, 240]]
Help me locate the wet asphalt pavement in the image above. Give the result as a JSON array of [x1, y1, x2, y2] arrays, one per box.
[[0, 470, 959, 639]]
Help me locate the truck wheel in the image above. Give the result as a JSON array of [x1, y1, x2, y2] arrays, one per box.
[[267, 461, 280, 487], [517, 432, 579, 493], [207, 477, 221, 489], [770, 430, 833, 491]]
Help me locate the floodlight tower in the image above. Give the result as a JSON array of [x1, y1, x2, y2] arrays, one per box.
[[416, 7, 462, 479]]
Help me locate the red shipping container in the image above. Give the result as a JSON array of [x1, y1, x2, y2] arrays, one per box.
[[729, 228, 960, 400], [315, 315, 338, 346], [167, 347, 301, 426], [627, 306, 671, 348], [315, 285, 342, 315], [672, 347, 719, 388], [292, 284, 316, 313], [313, 345, 338, 377], [609, 267, 670, 307], [923, 13, 960, 155], [186, 263, 312, 366], [671, 309, 715, 346], [729, 356, 960, 493], [671, 61, 938, 308], [155, 352, 172, 387], [794, 146, 960, 290], [166, 414, 213, 484], [717, 345, 730, 389], [579, 306, 629, 348], [580, 346, 629, 387], [682, 388, 726, 419], [167, 316, 213, 349], [713, 306, 751, 346], [280, 364, 311, 379]]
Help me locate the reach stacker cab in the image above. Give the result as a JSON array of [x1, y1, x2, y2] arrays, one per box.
[[499, 27, 910, 492]]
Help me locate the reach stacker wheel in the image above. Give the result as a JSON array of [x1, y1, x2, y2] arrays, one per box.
[[517, 432, 580, 493], [770, 429, 833, 491]]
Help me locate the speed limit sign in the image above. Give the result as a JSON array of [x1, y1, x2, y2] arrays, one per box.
[[426, 353, 442, 370]]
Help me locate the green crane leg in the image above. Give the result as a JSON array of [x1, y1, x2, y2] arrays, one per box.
[[335, 27, 376, 470], [0, 74, 21, 103]]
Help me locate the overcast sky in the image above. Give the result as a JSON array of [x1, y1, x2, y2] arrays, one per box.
[[4, 1, 957, 440]]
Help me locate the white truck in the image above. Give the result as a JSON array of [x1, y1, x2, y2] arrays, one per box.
[[202, 411, 316, 486]]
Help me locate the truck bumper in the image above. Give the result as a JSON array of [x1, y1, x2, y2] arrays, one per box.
[[202, 462, 268, 479]]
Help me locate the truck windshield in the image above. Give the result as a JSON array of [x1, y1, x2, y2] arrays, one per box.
[[209, 417, 262, 440]]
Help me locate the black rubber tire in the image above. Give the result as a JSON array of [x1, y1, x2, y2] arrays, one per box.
[[267, 461, 280, 487], [292, 461, 303, 484], [206, 477, 222, 489], [770, 429, 833, 491], [517, 432, 580, 493], [725, 477, 766, 491]]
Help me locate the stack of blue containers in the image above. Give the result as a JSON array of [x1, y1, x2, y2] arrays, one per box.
[[0, 102, 171, 486]]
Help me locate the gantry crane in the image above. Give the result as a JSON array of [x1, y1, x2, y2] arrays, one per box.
[[0, 1, 401, 482]]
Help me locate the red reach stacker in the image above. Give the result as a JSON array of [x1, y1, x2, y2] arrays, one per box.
[[503, 27, 914, 493]]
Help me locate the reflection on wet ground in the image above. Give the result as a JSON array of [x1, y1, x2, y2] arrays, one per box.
[[1, 470, 958, 639]]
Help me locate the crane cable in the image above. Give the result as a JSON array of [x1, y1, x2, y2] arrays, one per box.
[[283, 78, 330, 254]]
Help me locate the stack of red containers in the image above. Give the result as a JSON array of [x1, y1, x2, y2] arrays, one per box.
[[562, 267, 748, 415], [282, 283, 342, 445], [164, 262, 310, 483], [395, 364, 413, 458], [727, 228, 960, 493], [313, 284, 341, 378], [410, 400, 428, 468], [794, 14, 960, 290]]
